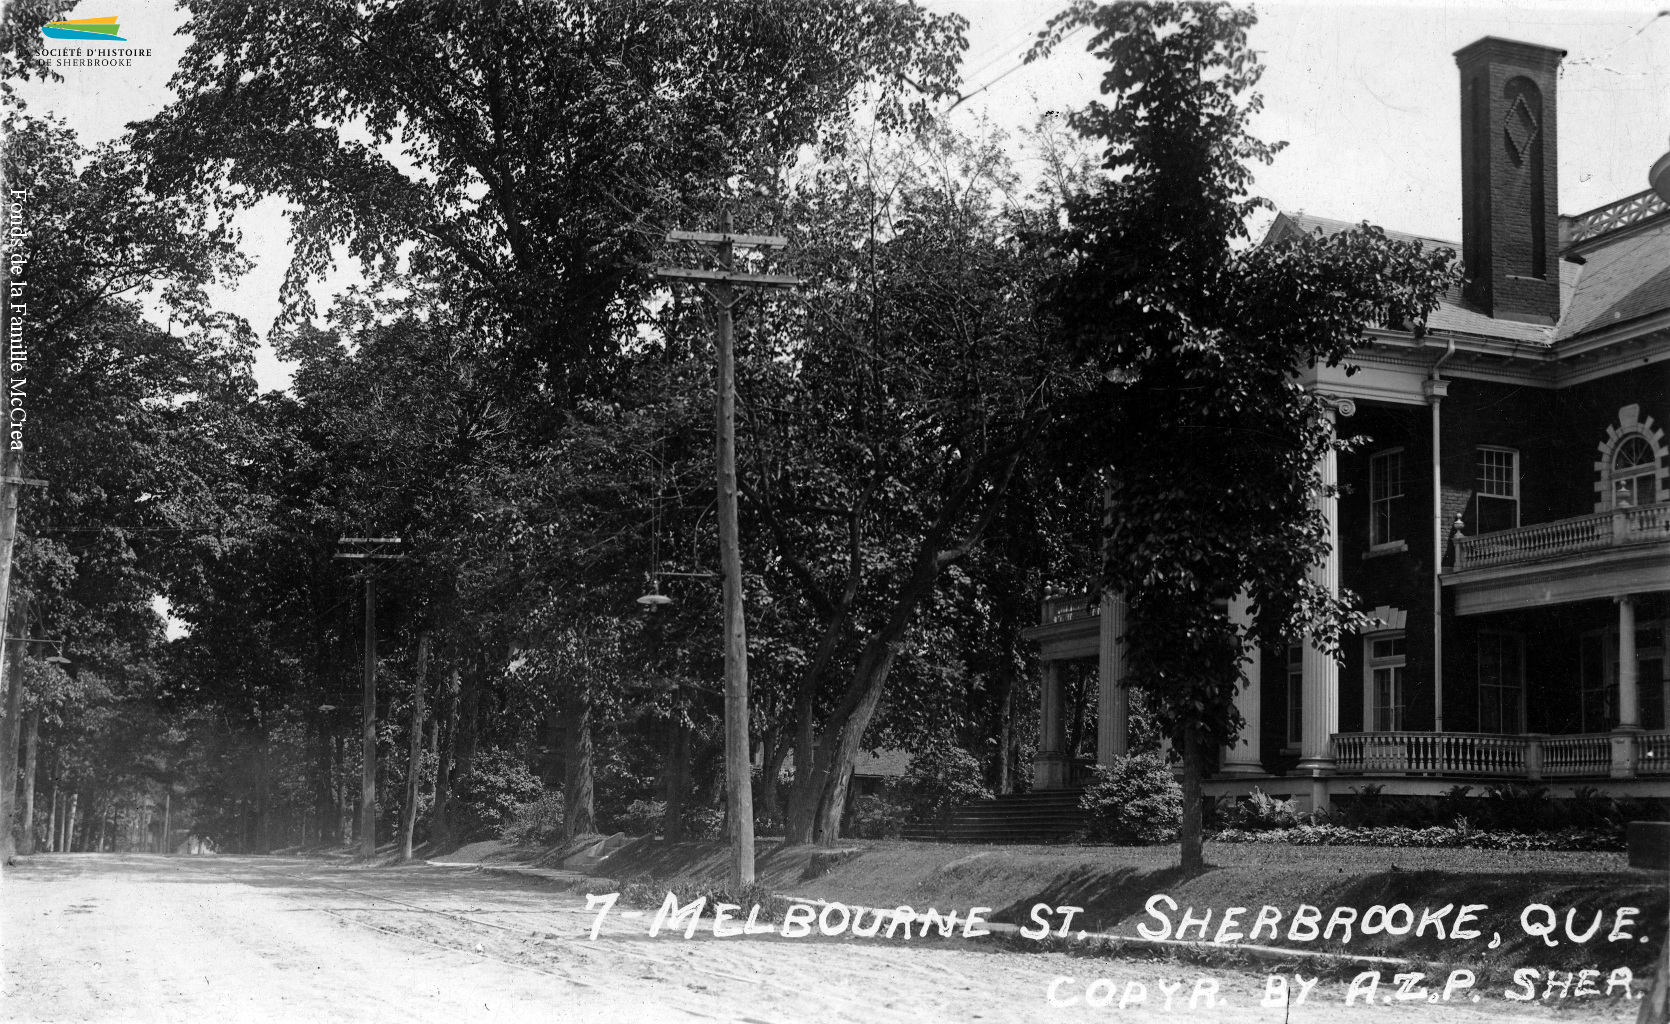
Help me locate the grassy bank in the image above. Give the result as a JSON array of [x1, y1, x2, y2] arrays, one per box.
[[587, 838, 1663, 975]]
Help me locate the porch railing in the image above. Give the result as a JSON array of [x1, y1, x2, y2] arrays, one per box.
[[1333, 730, 1670, 780], [1640, 732, 1670, 776], [1454, 502, 1670, 571], [1539, 734, 1613, 777], [1333, 731, 1527, 775], [1040, 593, 1099, 625]]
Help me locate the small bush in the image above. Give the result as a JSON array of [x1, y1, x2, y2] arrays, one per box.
[[452, 749, 544, 840], [614, 799, 666, 837], [1221, 788, 1305, 831], [1077, 753, 1182, 844], [500, 792, 566, 846], [904, 745, 992, 822], [684, 806, 724, 840], [613, 799, 725, 840], [848, 793, 911, 839]]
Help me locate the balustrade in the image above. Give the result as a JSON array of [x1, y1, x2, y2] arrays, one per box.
[[1540, 734, 1615, 777], [1040, 593, 1100, 625], [1454, 503, 1670, 571], [1330, 730, 1661, 779], [1638, 732, 1670, 776]]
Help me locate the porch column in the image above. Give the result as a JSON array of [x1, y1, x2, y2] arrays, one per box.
[[1613, 594, 1640, 779], [1034, 659, 1068, 789], [1298, 401, 1348, 808], [1097, 591, 1129, 764], [1220, 592, 1263, 775], [1619, 595, 1640, 728]]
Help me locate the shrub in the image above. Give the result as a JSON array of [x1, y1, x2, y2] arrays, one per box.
[[848, 793, 911, 839], [1221, 788, 1305, 831], [903, 745, 992, 822], [614, 799, 666, 837], [612, 799, 725, 840], [684, 806, 724, 840], [500, 792, 566, 846], [452, 748, 544, 840], [1077, 753, 1182, 844], [1211, 822, 1625, 851]]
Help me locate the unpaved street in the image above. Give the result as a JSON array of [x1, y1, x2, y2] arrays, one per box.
[[2, 855, 1637, 1023]]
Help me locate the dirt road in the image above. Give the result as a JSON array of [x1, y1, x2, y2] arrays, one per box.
[[2, 855, 1637, 1023]]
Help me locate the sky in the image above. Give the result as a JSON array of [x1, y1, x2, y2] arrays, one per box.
[[13, 1, 1670, 394]]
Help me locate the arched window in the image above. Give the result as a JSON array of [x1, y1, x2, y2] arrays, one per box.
[[1613, 437, 1658, 508], [1595, 405, 1667, 511]]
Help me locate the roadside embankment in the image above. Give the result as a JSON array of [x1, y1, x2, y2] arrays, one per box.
[[469, 837, 1664, 977]]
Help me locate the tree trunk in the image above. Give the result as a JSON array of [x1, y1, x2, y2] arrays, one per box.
[[312, 720, 332, 847], [759, 729, 791, 830], [996, 658, 1015, 795], [401, 633, 430, 862], [430, 661, 461, 847], [564, 680, 594, 839], [20, 708, 38, 854], [47, 783, 58, 853], [1180, 721, 1204, 875], [810, 636, 904, 845], [782, 617, 856, 845], [536, 709, 563, 790], [663, 708, 688, 842], [337, 733, 352, 847], [0, 634, 24, 858], [457, 658, 480, 777], [255, 732, 271, 854], [65, 790, 77, 852]]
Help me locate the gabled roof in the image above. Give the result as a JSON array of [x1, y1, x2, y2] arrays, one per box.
[[1264, 208, 1670, 350]]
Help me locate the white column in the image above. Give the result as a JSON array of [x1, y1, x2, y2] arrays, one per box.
[[1619, 595, 1639, 728], [1220, 592, 1264, 775], [1299, 403, 1346, 808], [1097, 592, 1129, 764], [1612, 595, 1640, 779], [1424, 377, 1449, 733], [1034, 660, 1068, 789]]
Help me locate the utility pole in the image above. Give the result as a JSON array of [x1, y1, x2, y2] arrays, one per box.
[[655, 211, 800, 887], [0, 458, 45, 861], [334, 536, 403, 862]]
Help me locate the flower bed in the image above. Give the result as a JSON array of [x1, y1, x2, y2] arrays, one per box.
[[1211, 823, 1624, 851]]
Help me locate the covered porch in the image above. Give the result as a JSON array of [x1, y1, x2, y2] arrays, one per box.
[[1271, 502, 1670, 802]]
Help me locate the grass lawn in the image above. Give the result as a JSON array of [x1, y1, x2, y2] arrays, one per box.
[[590, 837, 1661, 974]]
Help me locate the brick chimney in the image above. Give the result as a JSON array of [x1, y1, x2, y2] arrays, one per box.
[[1455, 37, 1565, 325]]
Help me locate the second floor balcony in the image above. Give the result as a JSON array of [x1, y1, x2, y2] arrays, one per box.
[[1445, 502, 1670, 616]]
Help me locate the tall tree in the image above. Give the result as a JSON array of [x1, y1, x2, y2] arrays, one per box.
[[741, 125, 1088, 844], [134, 0, 965, 410], [1030, 2, 1456, 871], [0, 113, 252, 856]]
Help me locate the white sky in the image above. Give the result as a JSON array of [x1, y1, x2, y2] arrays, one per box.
[[15, 1, 1670, 393]]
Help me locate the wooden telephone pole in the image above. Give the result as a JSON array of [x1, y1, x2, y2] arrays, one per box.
[[655, 211, 800, 887], [334, 536, 403, 862], [0, 456, 45, 860]]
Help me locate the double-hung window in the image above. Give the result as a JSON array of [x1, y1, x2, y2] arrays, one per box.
[[1369, 449, 1404, 548], [1477, 632, 1524, 734], [1367, 635, 1406, 731], [1475, 447, 1519, 533]]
